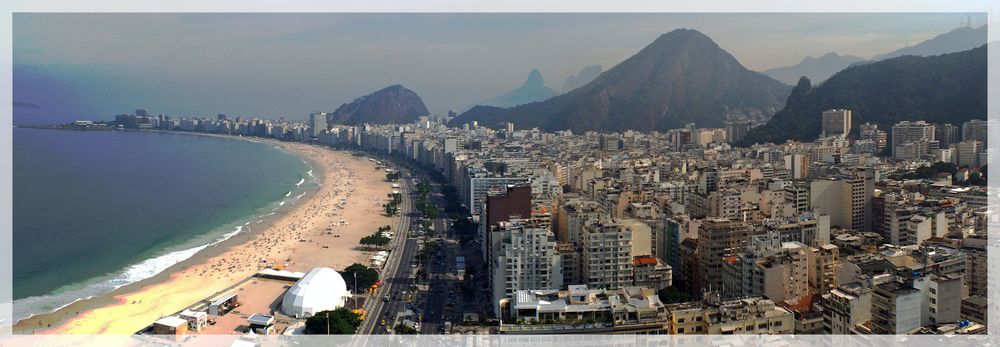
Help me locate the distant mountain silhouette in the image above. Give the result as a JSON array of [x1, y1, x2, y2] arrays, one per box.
[[468, 69, 557, 109], [873, 26, 986, 61], [328, 85, 429, 125], [561, 65, 603, 93], [738, 45, 986, 146], [763, 52, 865, 85], [449, 29, 790, 132]]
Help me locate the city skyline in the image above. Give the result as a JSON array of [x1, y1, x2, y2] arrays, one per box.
[[7, 9, 994, 340]]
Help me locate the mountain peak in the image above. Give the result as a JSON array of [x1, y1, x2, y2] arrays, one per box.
[[523, 69, 545, 87], [328, 85, 428, 125], [646, 29, 718, 53], [655, 28, 710, 42], [466, 69, 557, 109], [451, 29, 789, 132], [804, 52, 843, 62], [794, 76, 812, 94]]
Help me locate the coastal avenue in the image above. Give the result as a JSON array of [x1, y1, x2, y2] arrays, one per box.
[[420, 215, 451, 334], [357, 167, 416, 335]]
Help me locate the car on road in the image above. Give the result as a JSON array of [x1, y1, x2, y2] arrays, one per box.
[[383, 295, 390, 302]]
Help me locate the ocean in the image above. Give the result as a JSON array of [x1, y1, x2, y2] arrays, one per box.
[[12, 127, 316, 322]]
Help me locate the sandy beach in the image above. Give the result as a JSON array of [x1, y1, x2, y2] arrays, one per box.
[[13, 139, 395, 335]]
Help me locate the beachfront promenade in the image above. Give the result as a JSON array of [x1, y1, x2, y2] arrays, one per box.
[[357, 172, 416, 335]]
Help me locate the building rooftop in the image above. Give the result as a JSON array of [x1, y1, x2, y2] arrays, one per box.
[[154, 316, 188, 328]]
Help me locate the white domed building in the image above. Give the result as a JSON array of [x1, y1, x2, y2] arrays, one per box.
[[281, 267, 351, 318]]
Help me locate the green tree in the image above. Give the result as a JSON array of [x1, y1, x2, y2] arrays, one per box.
[[384, 203, 398, 216], [304, 308, 362, 334], [359, 233, 390, 247], [394, 323, 418, 334], [342, 263, 379, 292], [418, 241, 438, 264], [425, 204, 440, 219], [965, 172, 987, 186]]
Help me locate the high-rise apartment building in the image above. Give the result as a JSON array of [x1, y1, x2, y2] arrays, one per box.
[[784, 154, 809, 180], [490, 220, 563, 316], [859, 123, 888, 152], [583, 219, 635, 290], [891, 121, 935, 158], [810, 168, 874, 232], [698, 218, 750, 293], [308, 111, 327, 139], [935, 123, 960, 148], [821, 109, 852, 137], [870, 281, 922, 334], [952, 140, 981, 167], [555, 197, 605, 245], [482, 184, 532, 261], [961, 119, 988, 147], [821, 282, 872, 334], [783, 182, 811, 215], [725, 120, 752, 143]]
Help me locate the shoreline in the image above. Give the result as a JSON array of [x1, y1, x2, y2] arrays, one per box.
[[11, 130, 395, 335], [10, 130, 319, 333]]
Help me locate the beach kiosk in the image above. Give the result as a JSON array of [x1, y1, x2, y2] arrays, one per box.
[[247, 313, 276, 335], [179, 309, 208, 331], [152, 316, 189, 335], [208, 292, 240, 316]]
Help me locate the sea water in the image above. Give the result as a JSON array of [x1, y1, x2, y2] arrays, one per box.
[[12, 127, 317, 322]]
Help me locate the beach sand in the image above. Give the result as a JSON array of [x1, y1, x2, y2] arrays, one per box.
[[15, 141, 395, 335]]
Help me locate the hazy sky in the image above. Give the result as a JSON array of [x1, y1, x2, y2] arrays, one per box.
[[13, 13, 987, 120]]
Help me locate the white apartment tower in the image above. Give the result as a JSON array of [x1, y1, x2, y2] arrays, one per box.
[[491, 220, 563, 316], [582, 219, 635, 290], [891, 121, 935, 159]]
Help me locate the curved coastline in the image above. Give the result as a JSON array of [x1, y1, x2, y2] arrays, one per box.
[[14, 129, 393, 335], [10, 129, 323, 333]]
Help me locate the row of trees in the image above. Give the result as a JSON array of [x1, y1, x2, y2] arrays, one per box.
[[383, 192, 402, 216], [416, 240, 439, 280], [414, 181, 441, 221], [418, 163, 478, 237], [359, 225, 392, 248]]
